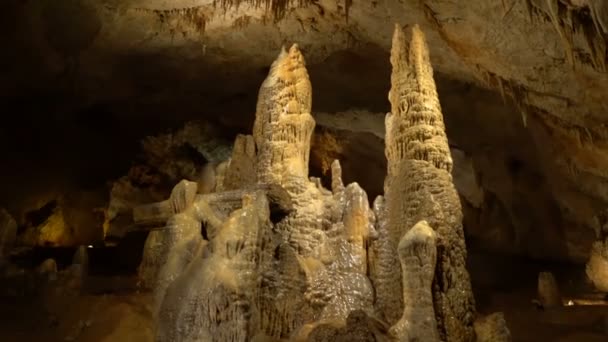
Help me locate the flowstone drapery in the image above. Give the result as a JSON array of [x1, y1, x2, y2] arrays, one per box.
[[135, 25, 501, 342]]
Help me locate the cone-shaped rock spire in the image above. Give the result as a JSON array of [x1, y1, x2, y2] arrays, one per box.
[[378, 24, 476, 342], [253, 44, 315, 187], [386, 24, 452, 177]]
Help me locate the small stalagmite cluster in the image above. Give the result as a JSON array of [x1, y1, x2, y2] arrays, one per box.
[[134, 25, 506, 342]]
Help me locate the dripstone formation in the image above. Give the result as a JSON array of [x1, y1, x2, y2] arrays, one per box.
[[376, 24, 477, 342], [135, 25, 499, 342]]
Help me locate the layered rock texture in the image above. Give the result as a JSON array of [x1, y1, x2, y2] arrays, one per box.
[[377, 24, 475, 341], [136, 44, 380, 341], [134, 26, 489, 342]]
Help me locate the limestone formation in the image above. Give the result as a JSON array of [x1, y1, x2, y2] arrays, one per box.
[[379, 24, 476, 341], [474, 312, 512, 342], [133, 179, 199, 226], [307, 310, 391, 342], [253, 44, 315, 187], [135, 36, 482, 342], [389, 220, 440, 342], [538, 271, 563, 308], [222, 134, 257, 191], [586, 240, 608, 292], [137, 180, 200, 290], [69, 245, 89, 291], [155, 192, 269, 342]]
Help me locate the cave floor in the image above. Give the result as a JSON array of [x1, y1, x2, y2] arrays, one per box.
[[0, 252, 606, 341], [0, 276, 153, 342]]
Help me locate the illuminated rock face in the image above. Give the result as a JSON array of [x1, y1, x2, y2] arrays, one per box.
[[378, 24, 476, 341], [253, 45, 315, 188], [139, 36, 480, 342], [586, 240, 608, 291], [389, 220, 440, 342]]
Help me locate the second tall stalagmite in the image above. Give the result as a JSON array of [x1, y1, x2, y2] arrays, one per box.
[[379, 24, 476, 341]]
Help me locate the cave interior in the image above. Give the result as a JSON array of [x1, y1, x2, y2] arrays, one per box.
[[1, 0, 608, 341]]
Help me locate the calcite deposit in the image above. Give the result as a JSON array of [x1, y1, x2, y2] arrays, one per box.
[[377, 24, 476, 341], [136, 25, 493, 342]]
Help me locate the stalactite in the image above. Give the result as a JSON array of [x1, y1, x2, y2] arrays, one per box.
[[214, 0, 313, 21], [133, 6, 208, 38]]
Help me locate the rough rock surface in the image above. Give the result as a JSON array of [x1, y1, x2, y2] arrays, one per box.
[[134, 28, 487, 342], [538, 271, 563, 308], [586, 239, 608, 291], [389, 220, 440, 342], [378, 24, 475, 341], [474, 312, 512, 342]]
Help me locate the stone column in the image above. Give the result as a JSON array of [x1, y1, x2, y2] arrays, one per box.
[[253, 44, 315, 188], [382, 24, 476, 341], [390, 220, 440, 342]]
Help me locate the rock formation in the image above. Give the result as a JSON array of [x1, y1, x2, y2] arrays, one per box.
[[135, 28, 483, 342], [586, 210, 608, 292], [389, 220, 440, 342], [538, 271, 563, 308], [253, 44, 315, 187], [132, 43, 378, 341], [586, 239, 608, 292], [474, 312, 512, 342], [378, 24, 476, 342]]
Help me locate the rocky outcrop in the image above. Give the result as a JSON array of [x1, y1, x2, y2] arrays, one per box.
[[474, 312, 512, 342], [389, 220, 440, 342], [155, 192, 268, 342], [135, 43, 374, 341], [221, 134, 257, 191], [538, 271, 563, 308], [253, 44, 315, 187], [306, 310, 391, 342], [586, 239, 608, 291], [137, 180, 200, 290], [379, 24, 476, 341], [134, 33, 485, 342]]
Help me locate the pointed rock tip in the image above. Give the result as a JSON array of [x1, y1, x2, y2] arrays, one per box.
[[392, 23, 406, 43], [399, 220, 437, 249], [277, 45, 288, 59], [390, 24, 408, 63], [288, 43, 305, 61], [409, 24, 429, 53], [289, 43, 300, 52], [393, 23, 404, 35], [266, 46, 289, 76]]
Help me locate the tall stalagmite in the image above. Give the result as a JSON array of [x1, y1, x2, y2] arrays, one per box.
[[380, 24, 476, 341], [137, 30, 482, 342], [144, 43, 377, 342], [253, 44, 315, 188]]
